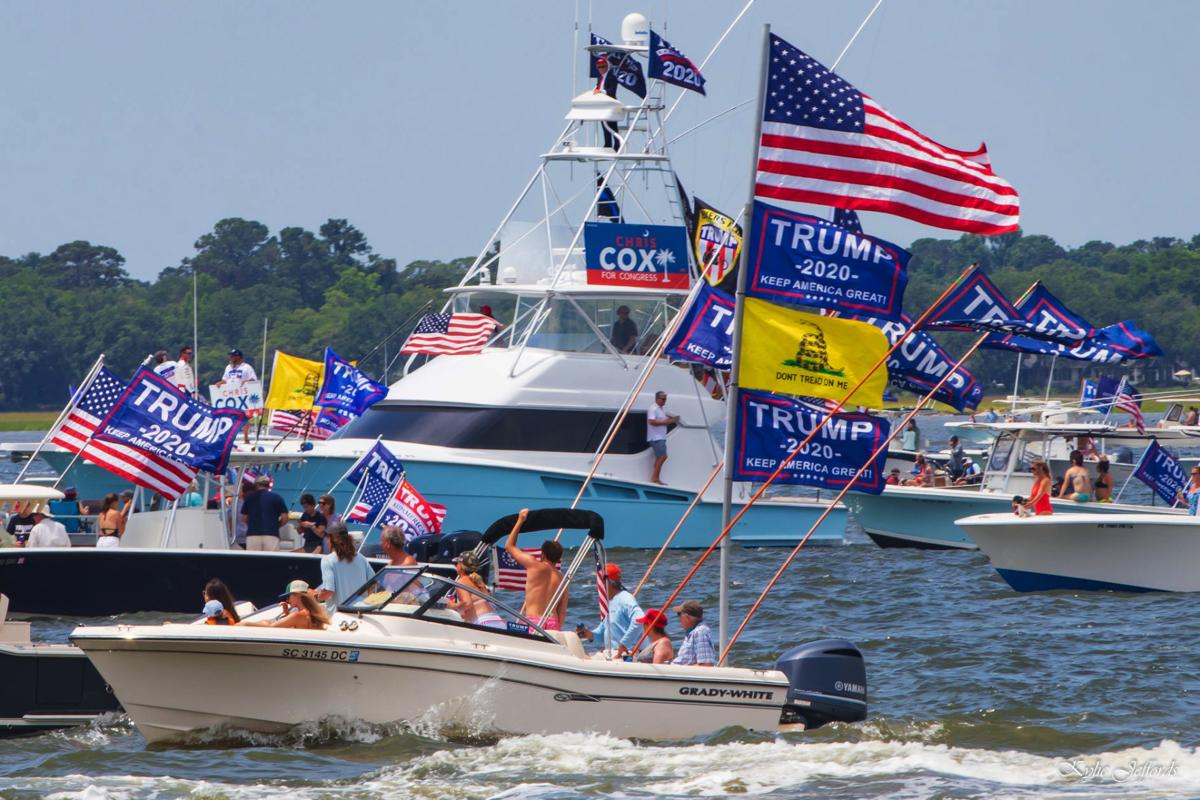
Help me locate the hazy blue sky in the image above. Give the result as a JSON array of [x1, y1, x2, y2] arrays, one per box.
[[1, 1, 1196, 279]]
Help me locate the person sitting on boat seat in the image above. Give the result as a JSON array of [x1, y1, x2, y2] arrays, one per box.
[[448, 552, 507, 629], [27, 507, 69, 548], [505, 508, 567, 630], [1075, 435, 1099, 461], [381, 526, 417, 567], [203, 578, 241, 624], [241, 580, 330, 630], [577, 562, 644, 656], [631, 608, 674, 664], [1058, 450, 1093, 503], [671, 600, 716, 666], [1023, 460, 1054, 516], [953, 461, 982, 486], [902, 454, 933, 487], [885, 469, 901, 486], [1094, 459, 1113, 502]]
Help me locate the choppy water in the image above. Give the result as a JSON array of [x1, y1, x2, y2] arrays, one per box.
[[2, 426, 1198, 799]]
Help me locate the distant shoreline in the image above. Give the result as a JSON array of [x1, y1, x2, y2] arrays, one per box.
[[0, 411, 58, 431]]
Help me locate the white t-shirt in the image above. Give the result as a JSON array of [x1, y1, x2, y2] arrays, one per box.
[[173, 361, 197, 395], [222, 362, 258, 384], [647, 404, 669, 442], [29, 519, 71, 548]]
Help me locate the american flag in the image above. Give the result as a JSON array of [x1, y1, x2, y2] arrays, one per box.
[[832, 208, 863, 234], [755, 34, 1019, 235], [268, 409, 346, 440], [1115, 379, 1145, 434], [595, 560, 609, 620], [495, 546, 545, 592], [347, 470, 394, 524], [50, 367, 197, 500], [400, 313, 499, 356]]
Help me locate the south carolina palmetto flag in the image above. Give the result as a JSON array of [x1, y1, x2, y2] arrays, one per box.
[[755, 34, 1019, 235]]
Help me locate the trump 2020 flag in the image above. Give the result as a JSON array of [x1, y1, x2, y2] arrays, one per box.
[[733, 389, 890, 493], [755, 34, 1018, 235], [379, 478, 448, 540], [345, 440, 405, 489], [315, 348, 387, 417], [922, 267, 1083, 345], [590, 33, 647, 98], [648, 30, 706, 95], [738, 297, 889, 408], [745, 200, 909, 320], [1133, 440, 1187, 507], [664, 283, 735, 371], [92, 366, 245, 475]]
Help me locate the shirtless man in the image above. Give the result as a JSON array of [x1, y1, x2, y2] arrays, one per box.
[[1058, 449, 1093, 503], [505, 508, 567, 630]]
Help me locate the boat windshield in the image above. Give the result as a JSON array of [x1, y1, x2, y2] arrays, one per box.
[[340, 567, 554, 642]]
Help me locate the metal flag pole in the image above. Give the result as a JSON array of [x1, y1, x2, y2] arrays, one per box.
[[716, 22, 774, 654], [1044, 352, 1059, 403], [717, 281, 1042, 665], [323, 436, 383, 498], [255, 317, 269, 443], [16, 354, 105, 484], [1114, 444, 1148, 504]]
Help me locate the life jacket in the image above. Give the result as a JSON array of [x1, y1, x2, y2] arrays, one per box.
[[205, 611, 237, 625]]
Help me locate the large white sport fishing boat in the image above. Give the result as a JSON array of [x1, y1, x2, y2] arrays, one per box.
[[17, 13, 845, 549], [72, 508, 867, 744]]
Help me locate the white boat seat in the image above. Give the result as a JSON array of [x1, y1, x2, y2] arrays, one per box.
[[549, 630, 588, 659], [0, 594, 31, 644]]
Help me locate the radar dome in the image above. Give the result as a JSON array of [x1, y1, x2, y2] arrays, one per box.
[[622, 12, 649, 47]]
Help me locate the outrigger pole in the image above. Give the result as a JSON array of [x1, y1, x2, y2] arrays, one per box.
[[717, 280, 1042, 665]]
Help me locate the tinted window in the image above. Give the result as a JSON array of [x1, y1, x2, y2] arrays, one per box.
[[339, 404, 650, 454]]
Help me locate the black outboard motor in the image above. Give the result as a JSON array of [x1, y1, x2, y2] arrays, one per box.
[[775, 639, 867, 729], [404, 533, 443, 562], [436, 530, 483, 562]]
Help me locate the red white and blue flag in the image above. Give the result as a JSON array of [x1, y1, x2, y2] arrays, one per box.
[[347, 470, 395, 524], [755, 34, 1019, 235], [400, 312, 499, 356], [648, 30, 706, 95], [378, 478, 447, 540], [495, 547, 544, 592], [1115, 378, 1145, 434], [50, 367, 198, 500]]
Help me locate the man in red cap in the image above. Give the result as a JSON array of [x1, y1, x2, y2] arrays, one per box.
[[593, 54, 620, 149], [576, 561, 644, 656]]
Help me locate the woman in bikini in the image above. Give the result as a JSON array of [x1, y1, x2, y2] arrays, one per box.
[[95, 492, 131, 548], [449, 553, 507, 629], [631, 609, 674, 664], [241, 580, 330, 629]]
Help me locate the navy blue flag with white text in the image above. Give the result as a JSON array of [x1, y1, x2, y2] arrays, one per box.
[[647, 30, 706, 95], [589, 34, 647, 98], [345, 440, 405, 489], [315, 348, 387, 417], [93, 367, 246, 474], [746, 200, 909, 319], [834, 312, 983, 413], [922, 267, 1082, 344], [1080, 379, 1099, 408], [664, 283, 735, 370], [1133, 439, 1187, 507], [732, 389, 890, 493]]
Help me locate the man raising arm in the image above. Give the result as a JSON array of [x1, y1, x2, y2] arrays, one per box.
[[505, 508, 568, 630]]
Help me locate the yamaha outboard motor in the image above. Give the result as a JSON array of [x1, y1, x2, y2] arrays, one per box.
[[404, 533, 443, 562], [775, 639, 867, 729], [436, 530, 483, 561]]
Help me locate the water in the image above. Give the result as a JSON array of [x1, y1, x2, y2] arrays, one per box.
[[2, 427, 1198, 798]]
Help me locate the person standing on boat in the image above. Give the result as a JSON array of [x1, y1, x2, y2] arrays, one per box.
[[946, 436, 967, 481], [647, 391, 680, 486], [593, 56, 620, 149], [316, 521, 375, 610], [900, 420, 920, 451], [94, 493, 131, 548], [610, 306, 638, 353], [27, 507, 69, 548], [380, 526, 417, 566], [240, 475, 288, 551], [217, 348, 257, 387], [671, 600, 716, 667], [294, 493, 327, 554], [1178, 467, 1200, 515], [576, 563, 644, 656], [5, 502, 37, 547], [1058, 450, 1093, 503], [504, 508, 567, 630], [169, 346, 197, 396]]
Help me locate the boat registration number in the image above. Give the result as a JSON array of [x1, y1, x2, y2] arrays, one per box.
[[281, 647, 360, 663]]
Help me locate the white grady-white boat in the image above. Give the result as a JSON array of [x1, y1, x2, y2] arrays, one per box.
[[844, 421, 1182, 549], [956, 512, 1200, 593], [72, 508, 868, 744]]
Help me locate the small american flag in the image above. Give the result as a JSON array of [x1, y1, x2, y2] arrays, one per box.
[[595, 561, 609, 620], [400, 313, 499, 356], [756, 34, 1019, 235], [347, 470, 394, 524], [1115, 380, 1145, 434], [269, 409, 337, 440], [50, 367, 197, 499], [495, 547, 544, 592]]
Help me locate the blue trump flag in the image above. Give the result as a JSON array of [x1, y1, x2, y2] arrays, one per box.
[[732, 389, 890, 494], [664, 283, 735, 370], [1133, 439, 1187, 507], [922, 267, 1084, 344], [315, 348, 387, 417], [93, 366, 246, 474], [1080, 379, 1099, 408], [345, 440, 404, 488], [745, 200, 909, 319], [589, 34, 647, 98], [648, 30, 706, 95], [983, 321, 1163, 363], [836, 312, 983, 413]]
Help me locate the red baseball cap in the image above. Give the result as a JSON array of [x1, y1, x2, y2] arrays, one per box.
[[636, 608, 668, 629], [604, 563, 622, 581], [596, 56, 609, 68]]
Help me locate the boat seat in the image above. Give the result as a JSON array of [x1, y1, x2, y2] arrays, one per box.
[[0, 594, 31, 644], [549, 630, 589, 659]]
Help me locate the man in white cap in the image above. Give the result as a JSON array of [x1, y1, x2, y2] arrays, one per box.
[[27, 506, 70, 548]]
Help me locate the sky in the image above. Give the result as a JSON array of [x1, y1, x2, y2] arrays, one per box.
[[1, 1, 1197, 280]]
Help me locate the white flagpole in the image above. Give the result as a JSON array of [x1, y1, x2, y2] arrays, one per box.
[[717, 23, 773, 655], [1115, 439, 1151, 504], [16, 354, 106, 484], [357, 471, 406, 553], [324, 436, 383, 498]]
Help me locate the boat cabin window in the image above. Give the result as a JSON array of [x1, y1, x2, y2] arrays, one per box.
[[340, 567, 554, 642], [987, 433, 1016, 473], [338, 404, 649, 454]]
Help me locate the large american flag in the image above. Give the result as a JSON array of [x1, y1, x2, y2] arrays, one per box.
[[347, 470, 394, 524], [1115, 379, 1145, 434], [755, 33, 1019, 235], [400, 313, 499, 356], [50, 367, 198, 499]]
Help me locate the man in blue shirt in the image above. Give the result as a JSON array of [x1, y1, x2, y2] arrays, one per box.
[[576, 563, 644, 656], [672, 599, 716, 666], [239, 475, 289, 551]]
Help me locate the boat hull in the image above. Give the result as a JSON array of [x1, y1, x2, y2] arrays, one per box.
[[956, 512, 1200, 593], [38, 452, 847, 548], [0, 642, 121, 737], [73, 626, 790, 743]]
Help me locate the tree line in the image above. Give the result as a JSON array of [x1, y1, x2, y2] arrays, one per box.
[[0, 219, 1197, 410]]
